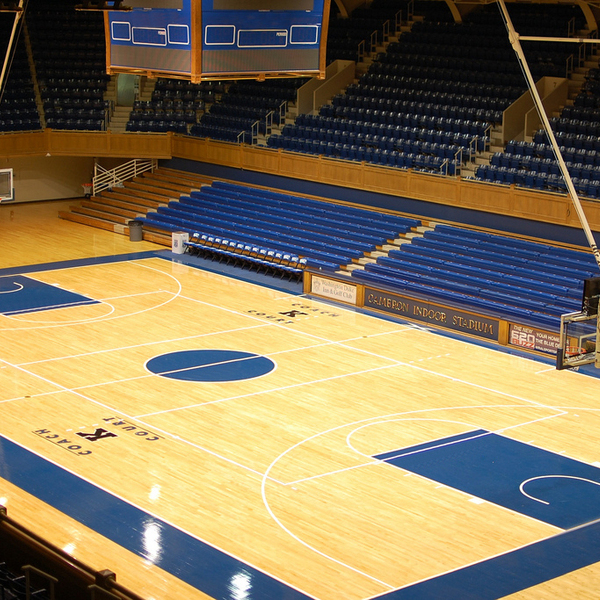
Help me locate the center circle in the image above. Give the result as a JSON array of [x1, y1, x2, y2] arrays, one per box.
[[145, 349, 276, 382]]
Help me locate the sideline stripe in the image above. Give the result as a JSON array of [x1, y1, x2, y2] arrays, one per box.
[[381, 520, 600, 599], [0, 435, 312, 600]]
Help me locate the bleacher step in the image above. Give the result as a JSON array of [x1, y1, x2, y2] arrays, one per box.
[[69, 205, 132, 225], [81, 200, 144, 220], [344, 264, 364, 272], [100, 190, 166, 209], [357, 257, 377, 265], [59, 210, 128, 234]]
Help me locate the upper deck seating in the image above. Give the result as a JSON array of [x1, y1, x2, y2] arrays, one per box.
[[0, 15, 41, 132], [27, 2, 109, 131]]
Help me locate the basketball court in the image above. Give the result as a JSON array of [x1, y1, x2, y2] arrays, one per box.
[[2, 202, 600, 599]]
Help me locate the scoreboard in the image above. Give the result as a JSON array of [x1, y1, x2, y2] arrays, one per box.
[[105, 0, 330, 82]]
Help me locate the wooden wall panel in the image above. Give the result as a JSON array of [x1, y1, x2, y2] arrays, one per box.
[[5, 131, 600, 233], [239, 146, 281, 173], [459, 180, 514, 213], [0, 132, 47, 156], [405, 172, 460, 205], [318, 158, 365, 188]]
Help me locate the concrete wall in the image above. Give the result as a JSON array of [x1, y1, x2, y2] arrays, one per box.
[[0, 155, 95, 203]]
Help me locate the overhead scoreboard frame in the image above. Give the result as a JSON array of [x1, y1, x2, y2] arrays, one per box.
[[105, 0, 331, 82]]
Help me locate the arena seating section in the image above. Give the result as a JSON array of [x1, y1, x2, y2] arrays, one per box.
[[351, 224, 592, 332], [27, 1, 110, 131], [136, 178, 595, 332], [0, 14, 40, 132], [141, 180, 420, 273], [125, 78, 212, 135], [1, 0, 599, 335]]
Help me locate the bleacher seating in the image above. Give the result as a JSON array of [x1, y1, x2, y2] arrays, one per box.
[[0, 14, 41, 133], [27, 0, 109, 131], [352, 224, 594, 331], [140, 181, 421, 273], [188, 78, 305, 143]]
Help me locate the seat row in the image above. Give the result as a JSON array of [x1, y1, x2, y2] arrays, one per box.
[[267, 136, 461, 175], [358, 73, 522, 103], [320, 102, 502, 127], [300, 110, 490, 140], [475, 164, 600, 199], [189, 123, 249, 143], [533, 130, 600, 153], [209, 180, 420, 230], [367, 61, 525, 88], [185, 234, 306, 282], [281, 123, 476, 153], [491, 152, 600, 176]]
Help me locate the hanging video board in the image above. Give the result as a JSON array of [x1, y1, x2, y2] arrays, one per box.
[[105, 0, 330, 82]]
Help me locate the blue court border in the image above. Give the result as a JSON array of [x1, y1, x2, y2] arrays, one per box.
[[2, 252, 600, 598], [4, 433, 600, 600]]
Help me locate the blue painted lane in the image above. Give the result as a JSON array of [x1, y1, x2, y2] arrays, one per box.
[[0, 275, 99, 315], [374, 430, 600, 529], [382, 520, 600, 600]]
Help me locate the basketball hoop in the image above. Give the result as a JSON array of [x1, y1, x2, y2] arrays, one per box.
[[565, 346, 588, 357], [81, 183, 93, 198]]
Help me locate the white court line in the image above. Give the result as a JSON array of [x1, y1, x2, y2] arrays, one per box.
[[280, 411, 567, 486], [0, 432, 314, 600], [17, 322, 269, 367], [136, 362, 401, 418], [260, 407, 567, 586], [0, 356, 283, 484], [0, 261, 181, 331], [0, 281, 24, 293], [1, 258, 590, 592]]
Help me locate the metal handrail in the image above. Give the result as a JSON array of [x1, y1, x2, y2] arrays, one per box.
[[92, 158, 157, 196]]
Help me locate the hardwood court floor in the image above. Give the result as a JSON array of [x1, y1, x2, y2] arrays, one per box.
[[2, 200, 600, 600]]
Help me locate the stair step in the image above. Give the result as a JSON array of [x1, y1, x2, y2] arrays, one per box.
[[59, 211, 128, 234], [81, 200, 144, 219], [69, 205, 131, 225], [100, 190, 166, 208]]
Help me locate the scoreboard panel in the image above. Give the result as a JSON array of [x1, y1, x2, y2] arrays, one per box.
[[105, 0, 330, 82]]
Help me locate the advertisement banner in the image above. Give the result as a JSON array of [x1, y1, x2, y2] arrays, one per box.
[[311, 276, 357, 305], [508, 323, 561, 354]]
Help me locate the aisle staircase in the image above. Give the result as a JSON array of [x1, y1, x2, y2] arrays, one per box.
[[59, 167, 213, 243]]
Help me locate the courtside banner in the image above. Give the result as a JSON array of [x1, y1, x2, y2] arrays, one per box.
[[311, 275, 357, 304], [364, 288, 500, 341], [509, 323, 560, 354]]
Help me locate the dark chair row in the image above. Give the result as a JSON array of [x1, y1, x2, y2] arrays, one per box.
[[126, 120, 188, 134], [188, 124, 249, 143], [492, 151, 600, 175], [320, 102, 502, 128], [267, 136, 460, 174], [283, 122, 481, 153], [185, 233, 306, 281], [475, 164, 600, 199]]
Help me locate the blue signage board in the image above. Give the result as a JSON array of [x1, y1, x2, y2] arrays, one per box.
[[364, 287, 500, 341], [106, 0, 330, 82]]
